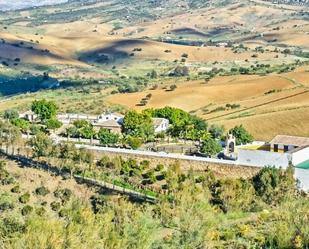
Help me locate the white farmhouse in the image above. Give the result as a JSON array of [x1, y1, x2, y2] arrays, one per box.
[[97, 113, 124, 125], [237, 135, 309, 169], [19, 110, 37, 122], [153, 118, 169, 133]]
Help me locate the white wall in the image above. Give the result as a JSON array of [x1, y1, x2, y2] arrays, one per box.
[[154, 119, 169, 133], [237, 149, 290, 169], [292, 147, 309, 166], [295, 168, 309, 192]]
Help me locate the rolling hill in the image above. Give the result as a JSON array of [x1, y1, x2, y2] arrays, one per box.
[[0, 0, 308, 139]]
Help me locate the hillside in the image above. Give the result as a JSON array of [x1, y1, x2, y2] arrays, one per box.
[[0, 0, 308, 138], [0, 150, 308, 248]]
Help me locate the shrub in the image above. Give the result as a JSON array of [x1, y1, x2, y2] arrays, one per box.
[[140, 160, 150, 170], [0, 201, 14, 212], [144, 170, 156, 184], [21, 205, 33, 216], [1, 176, 15, 185], [58, 208, 69, 218], [19, 193, 30, 204], [127, 137, 143, 149], [35, 186, 50, 196], [169, 84, 177, 91], [50, 201, 61, 211], [35, 207, 46, 216], [54, 188, 73, 203], [155, 164, 164, 172], [1, 217, 25, 235], [11, 185, 20, 193]]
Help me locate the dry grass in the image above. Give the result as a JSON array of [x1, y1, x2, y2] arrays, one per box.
[[107, 71, 309, 140]]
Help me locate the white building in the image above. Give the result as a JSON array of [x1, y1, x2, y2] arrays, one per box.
[[269, 135, 309, 153], [237, 135, 309, 169], [153, 118, 169, 133], [19, 110, 37, 122], [97, 113, 124, 125], [57, 113, 97, 125]]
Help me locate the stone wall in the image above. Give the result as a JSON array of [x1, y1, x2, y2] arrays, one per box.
[[93, 150, 260, 179]]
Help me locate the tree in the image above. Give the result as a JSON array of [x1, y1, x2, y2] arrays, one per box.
[[31, 99, 57, 121], [0, 121, 21, 154], [72, 120, 95, 139], [229, 125, 253, 145], [123, 110, 154, 141], [209, 124, 225, 139], [126, 136, 142, 149], [252, 165, 296, 204], [11, 118, 30, 133], [98, 129, 119, 145], [28, 132, 52, 159], [200, 137, 222, 156], [45, 118, 62, 131], [80, 125, 96, 140], [73, 120, 89, 129]]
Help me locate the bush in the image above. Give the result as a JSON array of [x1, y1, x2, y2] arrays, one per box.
[[155, 164, 164, 172], [1, 217, 25, 236], [35, 207, 46, 216], [19, 193, 30, 204], [127, 137, 143, 149], [21, 205, 33, 216], [0, 201, 14, 212], [58, 208, 69, 218], [140, 160, 150, 170], [54, 188, 73, 203], [11, 185, 20, 193], [35, 186, 50, 196], [50, 201, 61, 211], [144, 170, 157, 184]]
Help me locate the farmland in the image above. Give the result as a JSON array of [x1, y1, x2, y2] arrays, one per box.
[[0, 0, 309, 139]]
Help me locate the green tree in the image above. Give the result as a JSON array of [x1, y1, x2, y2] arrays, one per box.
[[31, 99, 57, 121], [252, 165, 296, 204], [11, 118, 30, 133], [229, 125, 253, 145], [126, 136, 142, 149], [0, 121, 22, 154], [123, 110, 154, 141], [98, 129, 119, 145], [45, 118, 62, 131], [28, 132, 52, 159], [209, 124, 225, 139], [200, 137, 222, 156]]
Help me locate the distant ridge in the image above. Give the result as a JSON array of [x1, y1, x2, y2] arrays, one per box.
[[262, 0, 309, 6], [0, 0, 68, 11]]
